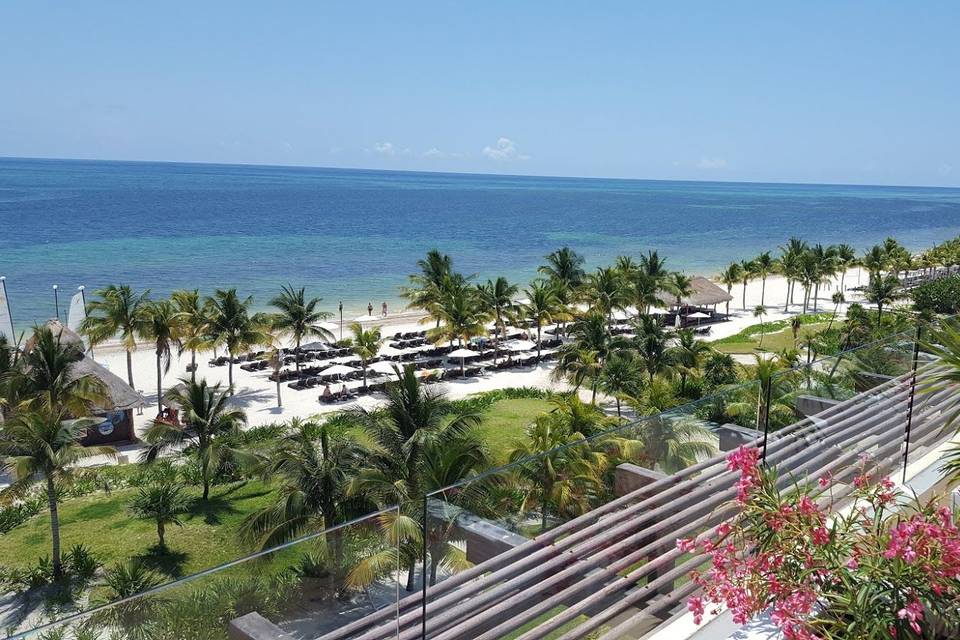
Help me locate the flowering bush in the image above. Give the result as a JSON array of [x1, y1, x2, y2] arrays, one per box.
[[680, 446, 960, 639]]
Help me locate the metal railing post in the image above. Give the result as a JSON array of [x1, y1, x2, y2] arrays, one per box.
[[901, 323, 924, 483], [761, 377, 773, 463], [421, 496, 428, 640]]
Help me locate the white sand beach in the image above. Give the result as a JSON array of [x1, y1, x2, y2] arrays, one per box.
[[75, 267, 872, 451]]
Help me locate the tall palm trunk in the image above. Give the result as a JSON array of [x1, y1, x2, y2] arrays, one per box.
[[46, 476, 63, 578], [155, 352, 163, 413], [784, 280, 791, 312], [536, 322, 542, 360], [227, 349, 234, 392], [295, 336, 302, 374], [813, 283, 820, 311], [760, 277, 766, 306], [126, 350, 135, 388], [190, 349, 197, 382], [157, 519, 166, 548], [742, 281, 747, 311]]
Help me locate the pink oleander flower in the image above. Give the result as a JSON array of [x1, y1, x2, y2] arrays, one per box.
[[676, 537, 696, 553], [689, 453, 960, 638], [687, 595, 705, 624]]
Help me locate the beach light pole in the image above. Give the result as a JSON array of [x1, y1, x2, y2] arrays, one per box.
[[78, 285, 94, 359], [338, 300, 343, 341], [53, 284, 60, 321]]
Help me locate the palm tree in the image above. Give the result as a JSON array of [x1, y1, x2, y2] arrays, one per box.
[[350, 366, 482, 591], [835, 244, 858, 292], [477, 277, 518, 362], [551, 346, 602, 398], [582, 267, 630, 325], [539, 247, 586, 292], [753, 305, 767, 347], [739, 260, 757, 311], [921, 320, 960, 480], [261, 326, 287, 408], [0, 409, 110, 577], [667, 272, 694, 312], [241, 418, 368, 551], [522, 280, 562, 360], [9, 325, 108, 417], [171, 289, 212, 383], [129, 479, 190, 548], [778, 237, 808, 311], [808, 243, 838, 312], [598, 353, 643, 416], [140, 378, 248, 500], [269, 285, 334, 374], [634, 417, 716, 473], [505, 415, 603, 532], [718, 263, 742, 317], [401, 250, 455, 320], [81, 284, 151, 388], [142, 300, 182, 414], [428, 283, 487, 374], [207, 288, 269, 391], [640, 250, 670, 284], [670, 329, 712, 395], [827, 291, 845, 331], [633, 314, 672, 383], [350, 322, 383, 388], [863, 273, 902, 324], [861, 244, 888, 278], [630, 271, 667, 316], [753, 252, 775, 307]]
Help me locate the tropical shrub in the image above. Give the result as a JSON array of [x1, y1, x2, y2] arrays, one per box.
[[911, 275, 960, 316], [683, 448, 960, 639]]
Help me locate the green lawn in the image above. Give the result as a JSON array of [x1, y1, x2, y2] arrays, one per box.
[[0, 397, 551, 581], [477, 398, 551, 464], [0, 479, 277, 580], [713, 315, 836, 355]]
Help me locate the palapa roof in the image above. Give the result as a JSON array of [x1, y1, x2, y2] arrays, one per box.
[[680, 276, 734, 307], [25, 320, 144, 411]]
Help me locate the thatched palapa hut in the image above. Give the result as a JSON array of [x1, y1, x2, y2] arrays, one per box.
[[25, 320, 143, 445]]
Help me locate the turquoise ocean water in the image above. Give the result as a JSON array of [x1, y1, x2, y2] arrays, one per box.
[[2, 157, 960, 325]]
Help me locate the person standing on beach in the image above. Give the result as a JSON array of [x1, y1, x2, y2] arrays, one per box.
[[381, 301, 388, 317], [367, 302, 373, 316]]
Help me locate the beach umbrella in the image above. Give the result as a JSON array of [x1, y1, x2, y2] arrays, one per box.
[[378, 344, 404, 356], [506, 339, 536, 352], [447, 348, 480, 359], [369, 360, 401, 375], [321, 364, 358, 377], [316, 321, 338, 332], [648, 306, 668, 315], [688, 310, 710, 327], [447, 347, 480, 377]]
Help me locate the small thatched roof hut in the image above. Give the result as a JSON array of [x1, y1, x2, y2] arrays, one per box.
[[25, 320, 144, 412], [680, 276, 734, 307]]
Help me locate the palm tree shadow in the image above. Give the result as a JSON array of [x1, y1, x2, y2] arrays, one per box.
[[135, 545, 189, 579], [227, 387, 275, 409]]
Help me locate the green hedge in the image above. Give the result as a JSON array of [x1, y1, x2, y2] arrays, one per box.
[[911, 275, 960, 315]]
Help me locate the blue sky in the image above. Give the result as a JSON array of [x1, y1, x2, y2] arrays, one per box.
[[2, 1, 958, 186]]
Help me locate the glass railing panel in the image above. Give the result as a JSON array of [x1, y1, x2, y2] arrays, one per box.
[[6, 506, 402, 640]]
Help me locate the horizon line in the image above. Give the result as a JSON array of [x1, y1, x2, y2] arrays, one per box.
[[2, 154, 958, 192]]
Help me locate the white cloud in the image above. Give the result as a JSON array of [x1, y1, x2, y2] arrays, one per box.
[[696, 156, 728, 170], [423, 147, 445, 158], [374, 142, 396, 156], [938, 163, 954, 176], [482, 137, 529, 161]]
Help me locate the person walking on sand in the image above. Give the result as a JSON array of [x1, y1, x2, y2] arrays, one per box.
[[367, 302, 374, 317], [381, 301, 388, 317]]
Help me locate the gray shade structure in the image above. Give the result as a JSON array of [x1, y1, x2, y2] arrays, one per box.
[[314, 361, 956, 640]]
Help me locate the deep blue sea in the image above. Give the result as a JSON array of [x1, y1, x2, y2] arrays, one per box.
[[3, 157, 960, 325]]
